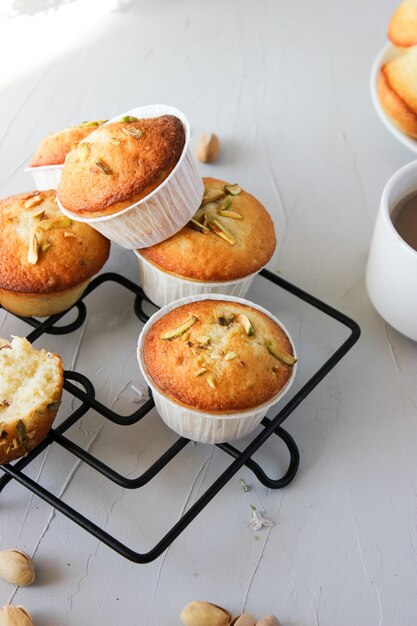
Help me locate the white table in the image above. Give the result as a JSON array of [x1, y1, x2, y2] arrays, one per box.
[[1, 1, 416, 624]]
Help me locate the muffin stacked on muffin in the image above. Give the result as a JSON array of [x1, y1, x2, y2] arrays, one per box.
[[137, 177, 276, 306], [0, 190, 110, 317]]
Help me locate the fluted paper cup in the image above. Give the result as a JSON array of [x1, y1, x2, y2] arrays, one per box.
[[57, 105, 204, 249], [25, 164, 63, 190], [137, 294, 297, 444], [135, 250, 259, 307]]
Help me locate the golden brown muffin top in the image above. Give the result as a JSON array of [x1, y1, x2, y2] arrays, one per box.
[[139, 178, 276, 281], [143, 299, 296, 412], [0, 190, 110, 294], [57, 115, 185, 217], [29, 120, 107, 167]]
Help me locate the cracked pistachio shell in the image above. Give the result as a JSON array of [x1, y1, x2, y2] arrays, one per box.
[[256, 616, 280, 626], [231, 614, 256, 626], [180, 601, 231, 626], [0, 550, 35, 586], [0, 606, 34, 626]]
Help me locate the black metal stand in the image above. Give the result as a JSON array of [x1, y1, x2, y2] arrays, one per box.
[[0, 270, 360, 563]]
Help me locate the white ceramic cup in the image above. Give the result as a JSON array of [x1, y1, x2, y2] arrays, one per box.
[[366, 160, 417, 340]]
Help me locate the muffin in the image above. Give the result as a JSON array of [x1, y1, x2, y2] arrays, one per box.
[[29, 119, 107, 168], [136, 177, 276, 306], [378, 47, 417, 138], [388, 0, 417, 47], [138, 295, 297, 443], [27, 119, 107, 190], [0, 190, 110, 317], [0, 337, 64, 464], [56, 105, 204, 250]]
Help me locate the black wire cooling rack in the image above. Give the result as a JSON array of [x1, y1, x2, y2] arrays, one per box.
[[0, 269, 360, 563]]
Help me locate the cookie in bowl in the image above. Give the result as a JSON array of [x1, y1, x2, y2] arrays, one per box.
[[138, 295, 297, 444], [0, 190, 110, 317], [378, 46, 417, 138], [388, 0, 417, 48], [27, 119, 107, 189], [136, 177, 276, 306], [0, 337, 64, 465], [56, 105, 204, 249]]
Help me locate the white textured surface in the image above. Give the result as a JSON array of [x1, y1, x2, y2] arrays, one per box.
[[0, 1, 416, 625]]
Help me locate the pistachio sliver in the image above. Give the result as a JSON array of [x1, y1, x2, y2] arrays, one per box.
[[77, 119, 107, 127], [266, 341, 297, 365], [160, 315, 198, 340], [194, 367, 207, 377], [216, 313, 235, 326], [202, 187, 225, 204], [78, 143, 90, 161], [209, 219, 236, 245], [41, 241, 51, 252], [37, 216, 72, 231], [197, 335, 211, 345], [110, 137, 121, 145], [239, 314, 254, 336], [31, 208, 45, 219], [96, 158, 113, 175], [220, 197, 232, 210], [218, 209, 242, 219], [63, 231, 78, 239], [122, 126, 142, 138], [224, 351, 237, 361], [207, 373, 216, 388], [188, 218, 210, 234], [27, 232, 39, 265], [119, 115, 139, 122], [24, 195, 42, 210], [225, 183, 242, 195]]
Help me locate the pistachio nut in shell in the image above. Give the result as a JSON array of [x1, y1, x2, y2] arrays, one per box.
[[180, 601, 231, 626], [231, 613, 256, 626], [0, 550, 35, 586], [0, 605, 34, 626], [256, 616, 280, 626]]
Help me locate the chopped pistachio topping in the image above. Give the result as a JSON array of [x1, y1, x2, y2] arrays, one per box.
[[207, 373, 216, 388], [209, 219, 236, 245], [37, 216, 72, 231], [224, 351, 237, 361], [181, 331, 190, 342], [188, 218, 210, 234], [202, 187, 225, 204], [225, 183, 242, 195], [265, 341, 297, 365], [31, 208, 45, 219], [16, 420, 26, 445], [119, 115, 139, 122], [110, 137, 121, 145], [24, 194, 42, 210], [77, 119, 107, 128], [216, 313, 235, 326], [96, 158, 113, 175], [78, 142, 90, 161], [220, 197, 232, 210], [218, 209, 242, 219], [122, 126, 143, 138], [197, 336, 211, 345], [41, 241, 51, 252], [161, 315, 198, 340], [63, 231, 78, 239], [194, 367, 207, 377], [27, 232, 39, 264], [239, 314, 254, 336]]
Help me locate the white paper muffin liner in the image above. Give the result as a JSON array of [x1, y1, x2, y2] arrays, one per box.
[[135, 251, 259, 307], [137, 294, 297, 444], [25, 165, 63, 190], [56, 104, 204, 249]]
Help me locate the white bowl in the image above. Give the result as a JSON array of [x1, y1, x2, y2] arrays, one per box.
[[137, 294, 297, 444], [135, 250, 259, 307], [370, 43, 417, 154], [57, 104, 204, 249], [25, 164, 63, 190]]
